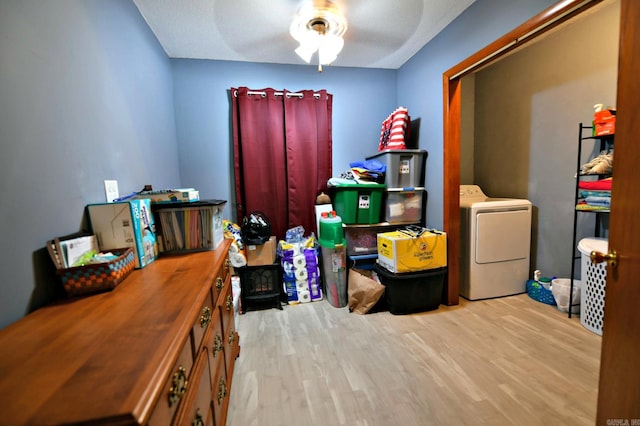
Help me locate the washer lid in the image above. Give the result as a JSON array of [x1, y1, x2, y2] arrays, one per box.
[[460, 185, 532, 208], [469, 199, 532, 210]]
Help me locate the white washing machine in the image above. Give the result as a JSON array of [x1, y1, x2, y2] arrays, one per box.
[[460, 185, 532, 300]]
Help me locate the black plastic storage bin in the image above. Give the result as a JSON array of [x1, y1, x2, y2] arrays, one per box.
[[374, 264, 446, 314]]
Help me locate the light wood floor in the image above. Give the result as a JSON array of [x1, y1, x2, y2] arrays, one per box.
[[226, 294, 601, 425]]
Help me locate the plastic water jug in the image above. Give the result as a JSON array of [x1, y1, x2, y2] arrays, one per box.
[[319, 211, 344, 246]]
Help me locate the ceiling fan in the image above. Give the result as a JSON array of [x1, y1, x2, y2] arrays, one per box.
[[289, 0, 348, 71], [132, 0, 475, 69]]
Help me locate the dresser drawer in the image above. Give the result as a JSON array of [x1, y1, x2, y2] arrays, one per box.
[[212, 256, 231, 304], [225, 328, 240, 380], [192, 288, 215, 356], [204, 306, 224, 384], [219, 281, 240, 381], [174, 350, 213, 426], [210, 349, 227, 426], [148, 334, 194, 425], [218, 277, 234, 336], [223, 256, 231, 281]]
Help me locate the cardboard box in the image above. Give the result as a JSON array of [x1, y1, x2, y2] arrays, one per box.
[[377, 230, 447, 273], [246, 236, 277, 266], [87, 199, 158, 269]]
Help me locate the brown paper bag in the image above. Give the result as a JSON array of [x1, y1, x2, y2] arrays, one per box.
[[348, 268, 385, 314]]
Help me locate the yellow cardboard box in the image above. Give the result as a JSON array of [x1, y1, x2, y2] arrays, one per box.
[[377, 230, 447, 273]]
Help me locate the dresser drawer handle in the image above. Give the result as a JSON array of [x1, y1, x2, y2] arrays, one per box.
[[228, 330, 236, 345], [217, 378, 228, 405], [216, 277, 224, 290], [225, 294, 233, 311], [192, 408, 204, 426], [225, 258, 231, 272], [213, 333, 223, 358], [200, 306, 212, 329], [168, 366, 188, 407]]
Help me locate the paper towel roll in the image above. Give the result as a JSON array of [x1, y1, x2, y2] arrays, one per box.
[[310, 284, 322, 300], [293, 254, 307, 268], [308, 275, 319, 288], [295, 267, 308, 281], [230, 252, 246, 268], [296, 280, 308, 291], [292, 244, 301, 256], [304, 249, 317, 266], [308, 267, 320, 281], [298, 290, 311, 303], [280, 248, 295, 261], [282, 260, 295, 279]]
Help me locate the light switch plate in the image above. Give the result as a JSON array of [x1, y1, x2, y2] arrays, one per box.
[[104, 180, 119, 203]]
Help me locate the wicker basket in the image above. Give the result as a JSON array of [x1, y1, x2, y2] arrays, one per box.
[[526, 279, 556, 305], [57, 248, 135, 297]]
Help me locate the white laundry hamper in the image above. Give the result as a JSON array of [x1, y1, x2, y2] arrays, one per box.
[[578, 238, 608, 335]]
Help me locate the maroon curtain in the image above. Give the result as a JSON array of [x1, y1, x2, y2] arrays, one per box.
[[231, 87, 332, 240]]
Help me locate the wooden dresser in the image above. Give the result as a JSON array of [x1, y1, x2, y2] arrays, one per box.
[[0, 239, 239, 425]]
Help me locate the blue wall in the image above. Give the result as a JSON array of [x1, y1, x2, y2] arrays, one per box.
[[0, 0, 180, 329], [0, 0, 561, 329], [398, 0, 557, 228], [172, 0, 559, 230], [171, 60, 397, 220]]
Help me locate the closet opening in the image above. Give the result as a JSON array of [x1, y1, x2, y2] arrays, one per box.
[[441, 0, 605, 305]]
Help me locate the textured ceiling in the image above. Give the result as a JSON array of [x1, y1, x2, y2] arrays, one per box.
[[133, 0, 476, 69]]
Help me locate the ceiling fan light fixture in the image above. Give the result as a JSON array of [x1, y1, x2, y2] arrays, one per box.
[[295, 43, 316, 64], [290, 0, 347, 71], [318, 34, 343, 64]]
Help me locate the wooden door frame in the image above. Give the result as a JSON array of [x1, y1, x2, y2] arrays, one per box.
[[441, 0, 604, 305], [596, 0, 640, 420]]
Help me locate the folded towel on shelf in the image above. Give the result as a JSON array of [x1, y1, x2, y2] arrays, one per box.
[[579, 190, 611, 198], [576, 202, 610, 211], [578, 177, 612, 191], [585, 196, 611, 207]]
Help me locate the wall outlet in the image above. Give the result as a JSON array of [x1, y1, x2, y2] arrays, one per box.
[[104, 180, 119, 203]]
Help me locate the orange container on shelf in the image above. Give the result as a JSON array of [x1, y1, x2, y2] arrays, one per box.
[[593, 108, 616, 136]]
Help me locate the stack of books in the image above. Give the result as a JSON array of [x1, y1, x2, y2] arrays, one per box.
[[134, 188, 200, 204], [152, 200, 227, 254]]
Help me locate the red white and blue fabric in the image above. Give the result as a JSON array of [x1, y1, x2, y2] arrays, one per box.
[[379, 107, 410, 151]]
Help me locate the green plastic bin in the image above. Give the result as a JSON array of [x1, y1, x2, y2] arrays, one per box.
[[330, 183, 385, 225]]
